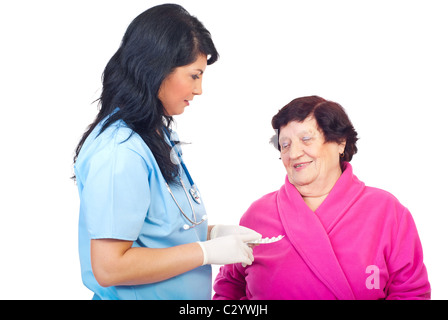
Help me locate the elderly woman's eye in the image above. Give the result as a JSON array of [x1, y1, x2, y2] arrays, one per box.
[[281, 143, 290, 150], [302, 136, 312, 143]]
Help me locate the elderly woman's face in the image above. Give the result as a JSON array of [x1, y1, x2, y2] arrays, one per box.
[[279, 117, 346, 195]]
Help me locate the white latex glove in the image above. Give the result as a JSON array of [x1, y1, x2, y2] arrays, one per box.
[[197, 233, 260, 267], [209, 225, 262, 241]]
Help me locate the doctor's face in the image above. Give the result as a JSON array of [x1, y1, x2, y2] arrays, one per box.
[[158, 54, 208, 116], [279, 117, 346, 196]]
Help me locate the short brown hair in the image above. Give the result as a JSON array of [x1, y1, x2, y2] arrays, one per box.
[[271, 96, 358, 165]]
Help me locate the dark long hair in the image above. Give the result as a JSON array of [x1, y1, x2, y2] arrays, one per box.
[[73, 4, 218, 184]]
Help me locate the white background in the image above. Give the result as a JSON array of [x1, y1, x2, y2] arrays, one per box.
[[0, 0, 447, 299]]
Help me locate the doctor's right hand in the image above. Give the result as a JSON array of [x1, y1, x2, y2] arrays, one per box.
[[209, 224, 261, 240], [197, 233, 259, 267]]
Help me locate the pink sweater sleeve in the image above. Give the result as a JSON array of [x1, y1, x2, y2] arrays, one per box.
[[213, 264, 248, 300], [385, 208, 431, 299]]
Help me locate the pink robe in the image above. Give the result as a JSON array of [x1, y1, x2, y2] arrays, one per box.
[[213, 163, 430, 300]]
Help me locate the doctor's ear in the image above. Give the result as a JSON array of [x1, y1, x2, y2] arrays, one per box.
[[338, 140, 347, 155]]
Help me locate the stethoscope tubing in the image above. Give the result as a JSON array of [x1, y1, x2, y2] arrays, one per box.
[[163, 127, 197, 189], [163, 127, 206, 230]]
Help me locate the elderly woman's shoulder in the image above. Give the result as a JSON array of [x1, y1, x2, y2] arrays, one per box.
[[249, 190, 279, 207], [240, 190, 280, 229], [361, 185, 409, 213], [241, 190, 279, 217]]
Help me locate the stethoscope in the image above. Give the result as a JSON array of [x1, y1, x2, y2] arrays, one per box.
[[163, 127, 207, 230]]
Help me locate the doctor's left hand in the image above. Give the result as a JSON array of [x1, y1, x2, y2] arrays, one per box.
[[209, 225, 261, 241]]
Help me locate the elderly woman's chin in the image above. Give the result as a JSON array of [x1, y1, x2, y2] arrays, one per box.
[[288, 171, 314, 189]]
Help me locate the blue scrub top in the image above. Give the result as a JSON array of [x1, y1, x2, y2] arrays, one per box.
[[74, 117, 211, 300]]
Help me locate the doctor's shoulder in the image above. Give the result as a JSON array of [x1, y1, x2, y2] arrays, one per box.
[[83, 120, 157, 169]]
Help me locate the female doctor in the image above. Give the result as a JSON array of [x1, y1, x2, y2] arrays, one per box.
[[73, 4, 260, 300]]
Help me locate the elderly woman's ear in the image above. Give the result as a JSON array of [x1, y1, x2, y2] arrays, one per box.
[[270, 131, 280, 151]]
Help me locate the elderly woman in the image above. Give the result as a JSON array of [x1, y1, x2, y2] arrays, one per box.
[[213, 96, 431, 300]]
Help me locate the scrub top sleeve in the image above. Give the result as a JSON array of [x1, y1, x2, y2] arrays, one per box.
[[81, 143, 151, 241]]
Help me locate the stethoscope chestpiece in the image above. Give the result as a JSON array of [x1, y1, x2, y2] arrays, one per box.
[[189, 186, 201, 204], [183, 215, 207, 230]]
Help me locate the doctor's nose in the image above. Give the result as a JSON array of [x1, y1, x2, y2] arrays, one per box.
[[193, 80, 203, 96]]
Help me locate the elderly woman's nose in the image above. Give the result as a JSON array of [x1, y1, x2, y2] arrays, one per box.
[[289, 142, 304, 159]]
